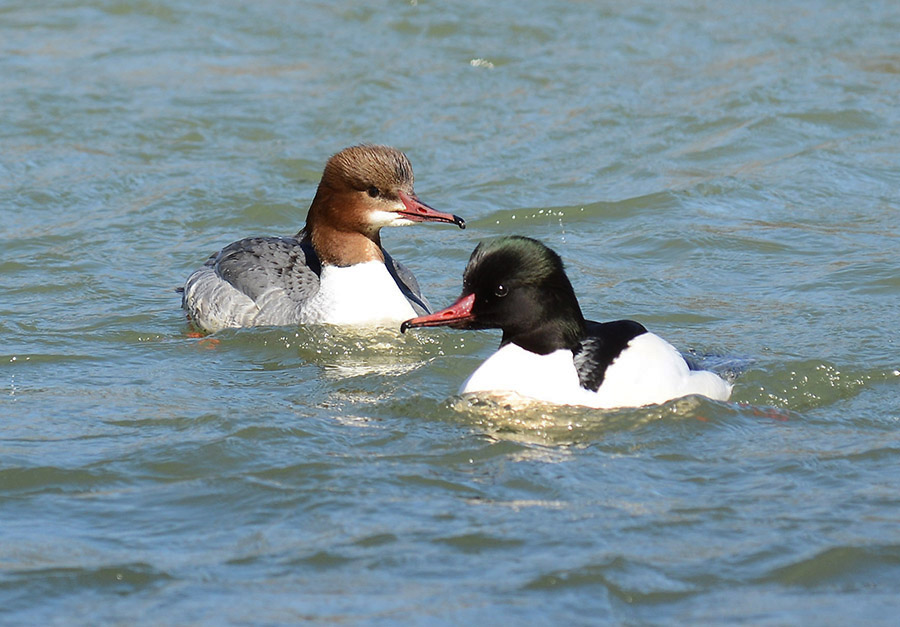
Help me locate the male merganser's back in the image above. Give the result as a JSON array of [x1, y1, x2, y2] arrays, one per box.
[[182, 145, 465, 333], [401, 236, 733, 409]]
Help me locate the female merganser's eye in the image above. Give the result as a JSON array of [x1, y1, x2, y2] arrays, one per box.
[[494, 284, 508, 297], [367, 186, 380, 198]]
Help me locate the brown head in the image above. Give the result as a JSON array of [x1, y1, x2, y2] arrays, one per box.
[[301, 145, 465, 266]]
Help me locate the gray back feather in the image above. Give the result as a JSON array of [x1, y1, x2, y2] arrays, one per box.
[[214, 237, 321, 303]]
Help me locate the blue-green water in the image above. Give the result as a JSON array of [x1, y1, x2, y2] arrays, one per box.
[[3, 1, 900, 623]]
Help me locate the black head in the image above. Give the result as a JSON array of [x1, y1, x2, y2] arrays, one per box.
[[402, 236, 587, 354]]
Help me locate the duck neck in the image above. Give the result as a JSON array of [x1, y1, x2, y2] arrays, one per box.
[[503, 313, 587, 355], [299, 192, 384, 267], [306, 223, 384, 267]]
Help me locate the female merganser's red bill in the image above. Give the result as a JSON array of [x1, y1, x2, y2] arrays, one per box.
[[181, 145, 465, 333], [401, 236, 733, 409]]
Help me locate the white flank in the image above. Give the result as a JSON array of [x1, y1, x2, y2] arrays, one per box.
[[591, 333, 732, 408], [460, 333, 732, 409]]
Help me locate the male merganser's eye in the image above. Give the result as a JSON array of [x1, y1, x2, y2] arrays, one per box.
[[367, 186, 380, 198], [494, 284, 508, 297]]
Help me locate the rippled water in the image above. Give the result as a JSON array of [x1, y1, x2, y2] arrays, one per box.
[[3, 1, 900, 623]]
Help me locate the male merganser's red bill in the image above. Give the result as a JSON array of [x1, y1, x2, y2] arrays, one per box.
[[399, 293, 476, 328], [401, 236, 733, 409], [181, 145, 465, 333]]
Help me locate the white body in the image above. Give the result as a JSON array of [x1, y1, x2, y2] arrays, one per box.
[[460, 333, 732, 409], [183, 261, 416, 332]]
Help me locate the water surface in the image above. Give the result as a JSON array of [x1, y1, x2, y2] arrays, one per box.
[[2, 1, 900, 624]]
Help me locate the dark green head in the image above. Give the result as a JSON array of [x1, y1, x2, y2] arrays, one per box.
[[402, 236, 587, 354]]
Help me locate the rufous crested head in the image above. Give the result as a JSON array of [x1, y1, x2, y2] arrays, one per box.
[[301, 145, 464, 267], [321, 144, 415, 196]]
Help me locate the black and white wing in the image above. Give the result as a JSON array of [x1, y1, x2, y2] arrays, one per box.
[[573, 320, 648, 391]]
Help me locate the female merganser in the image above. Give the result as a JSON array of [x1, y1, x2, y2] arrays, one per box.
[[182, 145, 465, 332], [401, 236, 732, 409]]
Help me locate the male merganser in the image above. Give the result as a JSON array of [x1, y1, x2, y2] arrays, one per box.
[[182, 145, 465, 332], [401, 236, 732, 408]]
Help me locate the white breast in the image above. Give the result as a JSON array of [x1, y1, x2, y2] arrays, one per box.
[[460, 345, 600, 406], [299, 261, 417, 325]]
